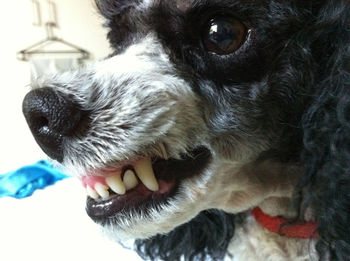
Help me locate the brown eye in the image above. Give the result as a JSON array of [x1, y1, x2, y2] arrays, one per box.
[[202, 17, 247, 55]]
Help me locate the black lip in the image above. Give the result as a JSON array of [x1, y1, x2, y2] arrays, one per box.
[[152, 146, 212, 181], [86, 147, 212, 224]]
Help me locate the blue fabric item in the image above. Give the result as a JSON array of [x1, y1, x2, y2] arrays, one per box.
[[0, 160, 69, 199]]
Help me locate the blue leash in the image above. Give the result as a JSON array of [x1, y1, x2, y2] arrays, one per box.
[[0, 160, 69, 199]]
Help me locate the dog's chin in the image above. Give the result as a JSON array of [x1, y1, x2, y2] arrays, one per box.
[[98, 183, 208, 241], [83, 146, 212, 240]]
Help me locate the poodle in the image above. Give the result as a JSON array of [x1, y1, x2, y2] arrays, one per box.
[[22, 0, 350, 260]]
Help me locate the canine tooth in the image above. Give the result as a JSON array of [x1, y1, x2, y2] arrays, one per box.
[[134, 157, 159, 191], [123, 170, 139, 190], [94, 183, 110, 198], [106, 174, 126, 195], [86, 186, 99, 199], [159, 143, 168, 160]]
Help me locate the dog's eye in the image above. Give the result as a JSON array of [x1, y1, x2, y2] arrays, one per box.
[[202, 17, 247, 55]]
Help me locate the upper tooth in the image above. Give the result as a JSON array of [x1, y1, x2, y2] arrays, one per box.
[[133, 157, 159, 191], [123, 169, 139, 190], [86, 185, 99, 199], [94, 183, 110, 198], [106, 174, 126, 195], [159, 143, 168, 160]]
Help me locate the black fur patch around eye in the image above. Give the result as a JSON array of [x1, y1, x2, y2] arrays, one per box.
[[146, 0, 278, 84], [134, 209, 237, 261]]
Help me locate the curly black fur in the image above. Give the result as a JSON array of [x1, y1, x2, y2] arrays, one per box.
[[134, 1, 350, 260], [134, 210, 237, 261], [299, 2, 350, 260], [127, 1, 350, 260], [93, 1, 350, 260]]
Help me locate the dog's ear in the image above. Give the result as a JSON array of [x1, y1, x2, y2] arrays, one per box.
[[134, 210, 236, 261], [299, 2, 350, 259]]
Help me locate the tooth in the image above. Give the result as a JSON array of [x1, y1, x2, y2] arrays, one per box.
[[134, 157, 159, 191], [106, 174, 126, 195], [94, 183, 110, 198], [86, 185, 99, 199], [159, 143, 168, 160], [123, 170, 139, 190]]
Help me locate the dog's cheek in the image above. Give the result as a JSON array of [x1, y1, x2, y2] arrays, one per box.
[[41, 34, 208, 170]]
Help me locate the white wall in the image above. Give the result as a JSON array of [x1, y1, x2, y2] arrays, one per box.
[[0, 0, 111, 173], [0, 3, 144, 261]]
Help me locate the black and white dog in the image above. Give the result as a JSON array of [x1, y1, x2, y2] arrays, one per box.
[[22, 0, 350, 260]]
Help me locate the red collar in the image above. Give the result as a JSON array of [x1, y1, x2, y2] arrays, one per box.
[[251, 207, 319, 239]]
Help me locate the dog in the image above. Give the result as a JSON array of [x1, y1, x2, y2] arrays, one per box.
[[22, 0, 350, 260]]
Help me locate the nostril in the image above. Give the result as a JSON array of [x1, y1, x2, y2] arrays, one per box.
[[33, 115, 50, 134], [22, 87, 85, 162], [37, 116, 49, 129]]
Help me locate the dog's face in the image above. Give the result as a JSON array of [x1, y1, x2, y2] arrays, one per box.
[[23, 0, 332, 248]]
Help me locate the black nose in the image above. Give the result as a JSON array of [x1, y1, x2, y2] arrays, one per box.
[[22, 87, 83, 162]]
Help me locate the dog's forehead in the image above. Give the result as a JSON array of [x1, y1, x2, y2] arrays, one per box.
[[142, 0, 193, 11], [175, 0, 192, 12], [96, 0, 194, 15]]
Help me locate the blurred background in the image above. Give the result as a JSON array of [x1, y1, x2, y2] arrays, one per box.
[[0, 1, 142, 260], [0, 0, 110, 173]]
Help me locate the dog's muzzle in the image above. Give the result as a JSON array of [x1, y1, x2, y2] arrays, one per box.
[[22, 87, 84, 162]]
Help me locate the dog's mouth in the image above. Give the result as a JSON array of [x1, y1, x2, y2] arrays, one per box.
[[82, 146, 211, 224]]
